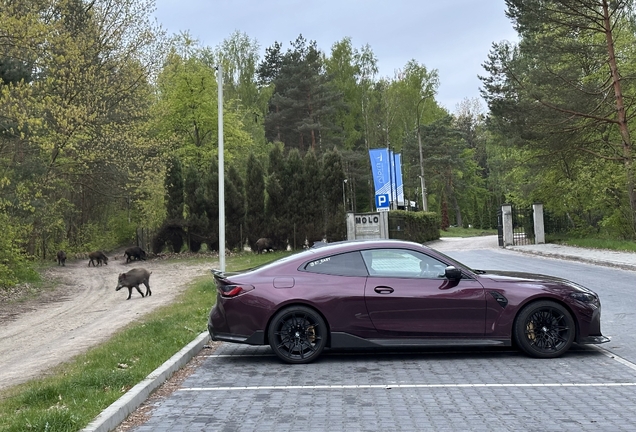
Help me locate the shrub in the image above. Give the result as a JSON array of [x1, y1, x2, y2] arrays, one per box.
[[389, 210, 440, 243]]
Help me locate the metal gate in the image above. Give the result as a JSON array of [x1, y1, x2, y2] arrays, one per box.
[[497, 209, 504, 247], [510, 205, 534, 246]]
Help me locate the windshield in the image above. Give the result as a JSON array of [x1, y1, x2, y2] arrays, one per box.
[[427, 247, 477, 274]]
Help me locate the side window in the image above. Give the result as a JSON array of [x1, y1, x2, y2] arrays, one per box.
[[361, 249, 448, 279], [302, 251, 368, 277]]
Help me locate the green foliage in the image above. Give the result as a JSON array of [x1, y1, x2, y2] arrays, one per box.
[[244, 153, 265, 247], [0, 212, 38, 288], [321, 148, 346, 241], [259, 35, 342, 152], [482, 0, 636, 236], [225, 164, 246, 250], [389, 210, 440, 243], [164, 157, 185, 222]]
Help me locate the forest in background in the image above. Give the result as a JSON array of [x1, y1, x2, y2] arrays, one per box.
[[2, 0, 636, 287]]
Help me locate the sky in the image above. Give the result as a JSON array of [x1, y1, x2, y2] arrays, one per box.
[[152, 0, 519, 112]]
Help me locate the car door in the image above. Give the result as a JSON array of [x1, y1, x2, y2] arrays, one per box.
[[362, 248, 486, 336]]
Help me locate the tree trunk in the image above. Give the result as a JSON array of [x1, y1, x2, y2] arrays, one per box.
[[602, 0, 636, 234]]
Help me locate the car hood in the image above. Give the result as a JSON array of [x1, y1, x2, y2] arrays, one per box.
[[477, 270, 567, 283], [475, 270, 594, 291]]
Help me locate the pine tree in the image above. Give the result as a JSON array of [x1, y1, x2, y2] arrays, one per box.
[[184, 164, 209, 252], [225, 164, 246, 251], [244, 153, 265, 249], [285, 149, 305, 248], [321, 148, 346, 241], [165, 157, 185, 222], [303, 150, 323, 243], [265, 143, 287, 249]]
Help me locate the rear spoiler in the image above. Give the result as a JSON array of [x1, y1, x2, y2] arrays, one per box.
[[210, 269, 241, 281], [210, 269, 226, 282]]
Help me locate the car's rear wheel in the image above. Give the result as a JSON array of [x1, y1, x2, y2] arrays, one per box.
[[268, 306, 327, 364], [514, 300, 575, 358]]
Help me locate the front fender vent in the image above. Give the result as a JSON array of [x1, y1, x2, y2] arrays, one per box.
[[489, 291, 508, 308]]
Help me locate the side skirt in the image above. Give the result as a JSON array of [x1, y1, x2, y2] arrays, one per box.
[[330, 332, 511, 349]]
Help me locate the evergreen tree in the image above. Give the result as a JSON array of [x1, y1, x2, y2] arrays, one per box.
[[285, 149, 305, 248], [184, 164, 209, 252], [321, 148, 346, 241], [265, 143, 287, 249], [244, 153, 265, 249], [225, 164, 246, 251], [204, 158, 219, 251], [302, 150, 323, 243], [165, 157, 185, 222], [259, 35, 342, 152]]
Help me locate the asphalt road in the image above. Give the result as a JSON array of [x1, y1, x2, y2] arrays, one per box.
[[128, 248, 636, 432]]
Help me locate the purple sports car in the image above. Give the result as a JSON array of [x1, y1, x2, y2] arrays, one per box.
[[208, 239, 608, 364]]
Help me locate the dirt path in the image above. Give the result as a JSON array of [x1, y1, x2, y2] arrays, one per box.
[[0, 254, 216, 391]]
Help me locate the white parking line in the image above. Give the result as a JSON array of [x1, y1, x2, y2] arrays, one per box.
[[180, 382, 636, 392], [590, 345, 636, 372]]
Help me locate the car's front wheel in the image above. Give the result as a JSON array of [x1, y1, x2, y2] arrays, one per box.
[[268, 306, 327, 364], [514, 300, 575, 358]]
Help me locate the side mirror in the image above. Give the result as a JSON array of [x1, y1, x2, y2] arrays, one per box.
[[445, 266, 462, 280]]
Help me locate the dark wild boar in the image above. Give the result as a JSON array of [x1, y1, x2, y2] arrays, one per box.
[[255, 237, 275, 254], [88, 251, 109, 267], [116, 268, 152, 300], [124, 246, 147, 263], [56, 250, 66, 266]]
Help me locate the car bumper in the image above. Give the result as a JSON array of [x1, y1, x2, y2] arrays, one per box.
[[578, 335, 610, 344], [207, 320, 265, 345]]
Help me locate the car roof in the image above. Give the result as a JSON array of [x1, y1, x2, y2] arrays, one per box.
[[309, 239, 428, 253]]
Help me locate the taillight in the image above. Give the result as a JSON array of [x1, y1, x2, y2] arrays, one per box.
[[219, 284, 254, 298]]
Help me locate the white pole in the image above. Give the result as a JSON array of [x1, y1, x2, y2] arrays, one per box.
[[217, 65, 225, 271]]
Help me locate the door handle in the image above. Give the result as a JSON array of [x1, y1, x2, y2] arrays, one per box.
[[374, 286, 394, 294]]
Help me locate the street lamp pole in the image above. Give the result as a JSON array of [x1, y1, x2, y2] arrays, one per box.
[[416, 96, 428, 212], [217, 64, 225, 271]]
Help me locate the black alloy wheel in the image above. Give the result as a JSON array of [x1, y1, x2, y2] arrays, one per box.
[[268, 306, 327, 364], [514, 300, 575, 358]]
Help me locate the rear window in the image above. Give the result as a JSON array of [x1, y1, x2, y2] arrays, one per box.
[[301, 251, 367, 277]]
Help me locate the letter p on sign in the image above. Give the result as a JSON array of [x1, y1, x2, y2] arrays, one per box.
[[375, 193, 390, 211]]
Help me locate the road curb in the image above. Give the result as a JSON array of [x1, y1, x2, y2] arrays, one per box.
[[81, 331, 210, 432]]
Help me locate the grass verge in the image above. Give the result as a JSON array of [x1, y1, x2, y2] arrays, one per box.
[[439, 227, 498, 237], [546, 235, 636, 252], [0, 251, 289, 432]]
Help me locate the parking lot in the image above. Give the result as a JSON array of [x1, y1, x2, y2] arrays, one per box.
[[130, 342, 636, 432], [122, 244, 636, 432]]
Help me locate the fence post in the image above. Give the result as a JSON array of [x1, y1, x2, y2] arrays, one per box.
[[533, 203, 545, 244]]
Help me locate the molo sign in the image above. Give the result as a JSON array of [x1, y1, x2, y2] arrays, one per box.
[[346, 212, 389, 240]]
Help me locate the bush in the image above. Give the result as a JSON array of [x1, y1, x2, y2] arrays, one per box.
[[389, 210, 440, 243], [0, 212, 39, 289]]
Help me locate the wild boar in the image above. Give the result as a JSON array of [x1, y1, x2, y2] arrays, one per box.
[[116, 268, 152, 300], [124, 246, 147, 263], [88, 251, 109, 267], [56, 250, 66, 266], [255, 237, 275, 254]]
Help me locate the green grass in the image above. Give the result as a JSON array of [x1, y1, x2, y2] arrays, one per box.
[[439, 227, 498, 238], [0, 251, 289, 432], [546, 235, 636, 252]]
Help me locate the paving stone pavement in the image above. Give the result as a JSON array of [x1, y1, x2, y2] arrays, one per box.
[[131, 343, 636, 432]]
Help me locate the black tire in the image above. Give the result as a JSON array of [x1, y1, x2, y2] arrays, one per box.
[[514, 300, 575, 358], [268, 306, 327, 364]]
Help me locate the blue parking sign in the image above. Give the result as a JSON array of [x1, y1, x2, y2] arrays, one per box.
[[375, 194, 390, 211]]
